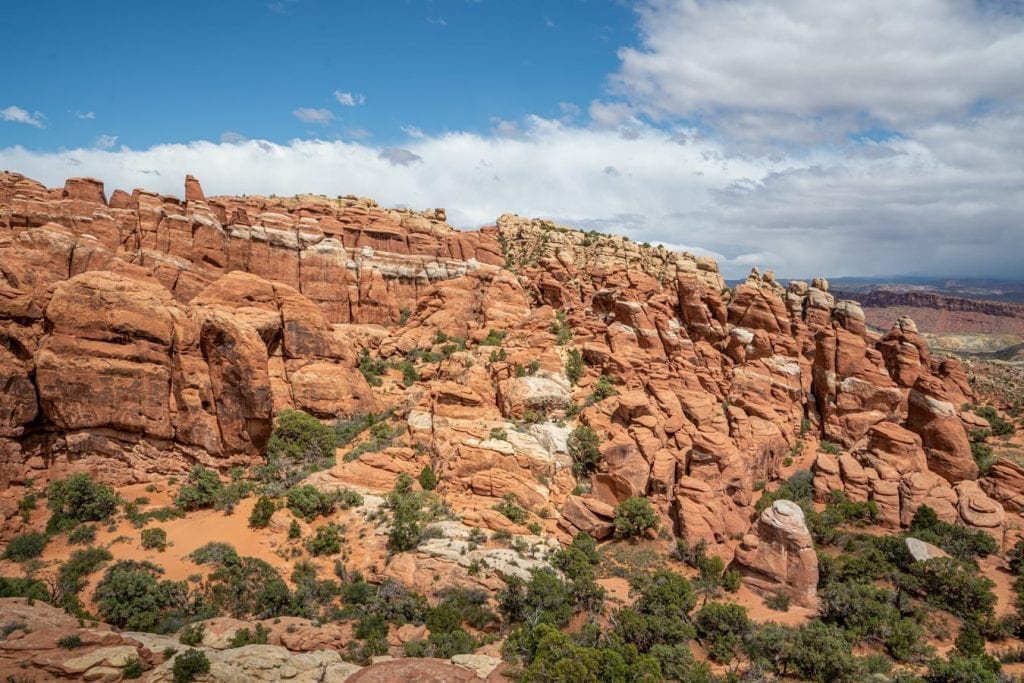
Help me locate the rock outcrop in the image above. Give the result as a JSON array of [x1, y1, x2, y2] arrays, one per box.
[[0, 172, 999, 553], [733, 500, 819, 606]]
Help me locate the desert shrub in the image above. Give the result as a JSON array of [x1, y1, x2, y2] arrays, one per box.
[[910, 505, 998, 562], [46, 474, 120, 533], [482, 329, 507, 345], [174, 465, 223, 511], [228, 623, 269, 647], [94, 560, 189, 632], [67, 524, 97, 545], [288, 519, 301, 540], [306, 523, 343, 556], [17, 492, 37, 522], [764, 592, 790, 612], [286, 485, 361, 522], [178, 622, 205, 645], [1008, 539, 1024, 575], [783, 621, 863, 683], [261, 410, 337, 490], [489, 427, 508, 441], [694, 602, 751, 663], [924, 654, 1000, 683], [976, 406, 1015, 437], [248, 496, 276, 528], [971, 441, 996, 475], [57, 633, 83, 649], [56, 546, 112, 608], [122, 655, 144, 679], [567, 425, 601, 476], [564, 348, 584, 385], [141, 527, 167, 551], [172, 649, 210, 683], [385, 474, 424, 553], [493, 493, 528, 524], [418, 465, 437, 491], [2, 532, 47, 561], [0, 576, 49, 602], [613, 496, 658, 538], [357, 348, 386, 386], [345, 420, 404, 462], [190, 542, 238, 566], [591, 375, 617, 402], [909, 557, 997, 620], [755, 469, 814, 512], [818, 439, 843, 454]]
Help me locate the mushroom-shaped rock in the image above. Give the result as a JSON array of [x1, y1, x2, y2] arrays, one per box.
[[733, 500, 819, 606]]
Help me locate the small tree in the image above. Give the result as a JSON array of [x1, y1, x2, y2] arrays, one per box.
[[46, 474, 120, 533], [248, 496, 276, 529], [263, 410, 337, 490], [418, 465, 438, 491], [565, 349, 584, 385], [172, 649, 210, 683], [613, 497, 658, 539], [568, 425, 601, 476], [306, 523, 343, 556], [174, 465, 223, 510], [2, 532, 48, 561], [140, 527, 167, 551]]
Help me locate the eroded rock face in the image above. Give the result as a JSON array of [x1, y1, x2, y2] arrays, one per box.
[[733, 500, 819, 606], [0, 172, 1002, 552]]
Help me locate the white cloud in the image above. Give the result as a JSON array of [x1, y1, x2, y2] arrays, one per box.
[[220, 131, 248, 144], [334, 91, 365, 107], [292, 108, 334, 125], [94, 134, 118, 149], [612, 0, 1024, 140], [75, 111, 96, 120], [401, 125, 425, 139], [3, 111, 1018, 279], [428, 17, 447, 27], [345, 127, 371, 140], [1, 105, 45, 128]]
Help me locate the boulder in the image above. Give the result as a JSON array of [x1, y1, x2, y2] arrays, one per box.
[[733, 500, 818, 606]]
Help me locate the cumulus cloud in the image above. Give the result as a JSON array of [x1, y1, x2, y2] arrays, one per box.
[[612, 0, 1024, 141], [94, 134, 118, 149], [334, 91, 365, 107], [292, 107, 334, 125], [401, 125, 425, 139], [1, 105, 45, 128], [4, 109, 1019, 279]]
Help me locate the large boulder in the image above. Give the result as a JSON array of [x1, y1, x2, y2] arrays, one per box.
[[733, 500, 819, 606]]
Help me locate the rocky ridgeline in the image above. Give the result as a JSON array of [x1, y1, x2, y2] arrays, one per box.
[[2, 172, 1022, 625]]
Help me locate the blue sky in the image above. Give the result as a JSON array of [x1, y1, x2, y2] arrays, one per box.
[[1, 0, 633, 149], [3, 0, 1023, 280]]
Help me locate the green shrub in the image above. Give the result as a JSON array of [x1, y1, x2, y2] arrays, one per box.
[[910, 505, 999, 561], [784, 621, 863, 683], [262, 410, 338, 490], [976, 406, 1015, 437], [971, 441, 995, 476], [358, 348, 386, 386], [288, 519, 301, 540], [248, 496, 276, 529], [764, 592, 790, 612], [306, 523, 343, 556], [179, 622, 205, 646], [228, 623, 269, 647], [591, 375, 617, 402], [385, 474, 426, 553], [172, 649, 210, 683], [46, 474, 120, 533], [567, 425, 601, 476], [174, 465, 223, 511], [418, 465, 438, 491], [694, 602, 751, 663], [493, 493, 528, 525], [818, 439, 842, 454], [0, 576, 49, 602], [564, 349, 584, 385], [57, 633, 83, 649], [613, 497, 658, 538], [3, 532, 47, 561], [56, 546, 112, 609], [94, 560, 188, 631], [924, 655, 1000, 683], [489, 427, 508, 441], [141, 527, 168, 551], [68, 524, 97, 545], [17, 492, 37, 522], [482, 329, 507, 346], [122, 655, 144, 679]]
